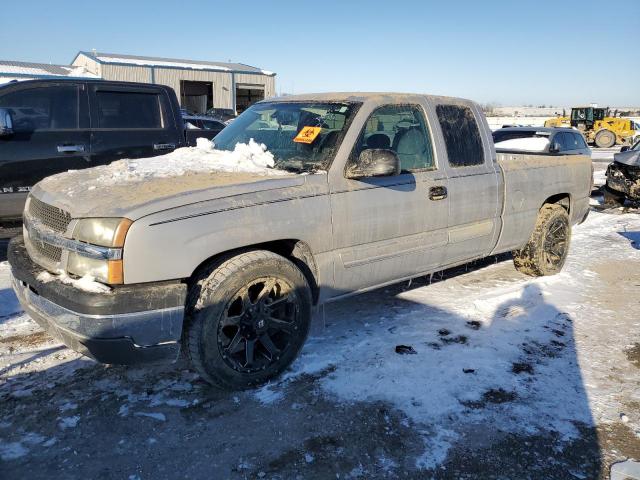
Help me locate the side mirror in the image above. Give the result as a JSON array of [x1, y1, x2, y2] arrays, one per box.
[[549, 142, 561, 153], [0, 108, 14, 137], [620, 146, 630, 152], [346, 149, 400, 179]]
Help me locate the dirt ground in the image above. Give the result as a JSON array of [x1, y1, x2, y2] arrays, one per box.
[[1, 157, 639, 478]]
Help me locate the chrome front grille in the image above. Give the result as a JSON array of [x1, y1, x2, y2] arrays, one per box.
[[30, 237, 63, 263], [27, 196, 71, 233], [24, 196, 73, 269]]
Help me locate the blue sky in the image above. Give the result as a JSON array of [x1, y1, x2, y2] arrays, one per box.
[[1, 0, 638, 106]]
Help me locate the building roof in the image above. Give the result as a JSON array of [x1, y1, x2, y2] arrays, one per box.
[[0, 60, 99, 79], [75, 51, 276, 76]]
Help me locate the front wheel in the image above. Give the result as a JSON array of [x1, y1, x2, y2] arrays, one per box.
[[595, 129, 616, 148], [185, 250, 312, 390], [513, 204, 571, 277]]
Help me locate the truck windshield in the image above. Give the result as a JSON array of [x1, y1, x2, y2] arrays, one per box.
[[212, 101, 359, 173]]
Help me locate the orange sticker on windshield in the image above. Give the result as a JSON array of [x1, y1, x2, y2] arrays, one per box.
[[294, 126, 321, 144]]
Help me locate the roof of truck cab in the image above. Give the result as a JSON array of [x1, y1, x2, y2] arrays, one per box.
[[264, 92, 476, 105]]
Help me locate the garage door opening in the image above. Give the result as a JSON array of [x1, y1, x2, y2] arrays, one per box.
[[236, 85, 264, 114], [180, 80, 213, 114]]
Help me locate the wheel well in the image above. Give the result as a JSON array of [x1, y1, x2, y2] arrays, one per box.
[[542, 193, 571, 213], [189, 240, 320, 305]]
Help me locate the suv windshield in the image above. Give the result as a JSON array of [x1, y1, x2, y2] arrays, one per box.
[[213, 101, 359, 173]]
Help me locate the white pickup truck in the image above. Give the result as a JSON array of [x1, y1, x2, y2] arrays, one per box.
[[8, 93, 592, 389]]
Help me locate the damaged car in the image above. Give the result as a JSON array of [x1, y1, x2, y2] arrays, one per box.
[[604, 140, 640, 207]]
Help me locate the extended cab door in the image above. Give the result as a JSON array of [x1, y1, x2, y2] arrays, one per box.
[[0, 82, 90, 219], [433, 102, 501, 264], [329, 101, 449, 293], [88, 84, 182, 165]]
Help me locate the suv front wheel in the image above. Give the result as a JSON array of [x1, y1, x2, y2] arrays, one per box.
[[185, 250, 312, 390]]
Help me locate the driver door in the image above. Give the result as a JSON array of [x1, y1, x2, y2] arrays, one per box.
[[329, 102, 449, 294]]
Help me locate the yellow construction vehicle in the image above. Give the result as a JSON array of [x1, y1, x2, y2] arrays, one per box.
[[544, 106, 640, 148]]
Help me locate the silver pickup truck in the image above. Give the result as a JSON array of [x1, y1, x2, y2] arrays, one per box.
[[8, 93, 592, 389]]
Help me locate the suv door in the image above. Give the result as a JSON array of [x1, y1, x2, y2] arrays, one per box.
[[0, 82, 89, 219], [330, 102, 449, 293], [88, 84, 181, 165], [434, 103, 500, 265]]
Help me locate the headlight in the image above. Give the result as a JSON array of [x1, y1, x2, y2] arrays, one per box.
[[69, 218, 132, 284], [72, 218, 132, 247], [67, 252, 110, 283]]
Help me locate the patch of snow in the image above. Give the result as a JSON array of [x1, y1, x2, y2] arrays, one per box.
[[253, 383, 285, 405], [304, 452, 314, 463], [495, 137, 550, 151], [65, 139, 284, 195], [58, 416, 80, 429], [0, 441, 28, 461], [37, 270, 110, 293], [134, 412, 166, 422], [58, 402, 78, 412], [42, 437, 57, 447]]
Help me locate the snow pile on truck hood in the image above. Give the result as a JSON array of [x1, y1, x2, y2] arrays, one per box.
[[91, 138, 281, 185], [33, 139, 300, 219], [494, 137, 550, 152]]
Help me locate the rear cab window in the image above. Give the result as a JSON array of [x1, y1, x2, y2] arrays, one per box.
[[0, 85, 79, 132], [351, 104, 435, 173], [436, 104, 484, 167], [95, 91, 164, 129]]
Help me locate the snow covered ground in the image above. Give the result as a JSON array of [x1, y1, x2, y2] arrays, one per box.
[[1, 207, 639, 478]]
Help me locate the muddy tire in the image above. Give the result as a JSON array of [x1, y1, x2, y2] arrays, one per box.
[[184, 250, 312, 390], [513, 204, 571, 277], [595, 129, 616, 148], [603, 186, 625, 208]]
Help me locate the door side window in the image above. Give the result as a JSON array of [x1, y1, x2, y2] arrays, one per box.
[[95, 91, 164, 129], [435, 104, 484, 167], [555, 132, 575, 152], [352, 105, 435, 172], [0, 86, 79, 132], [571, 132, 587, 149]]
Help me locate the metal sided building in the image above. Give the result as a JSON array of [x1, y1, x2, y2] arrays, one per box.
[[71, 51, 277, 115]]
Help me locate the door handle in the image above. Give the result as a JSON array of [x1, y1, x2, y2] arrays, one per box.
[[57, 144, 86, 153], [429, 186, 448, 201], [153, 143, 176, 151]]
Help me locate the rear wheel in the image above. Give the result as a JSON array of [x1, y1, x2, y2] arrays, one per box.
[[185, 250, 312, 390], [513, 204, 571, 277], [595, 129, 616, 148], [603, 186, 625, 208]]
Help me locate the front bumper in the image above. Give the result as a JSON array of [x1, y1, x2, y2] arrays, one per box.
[[606, 164, 640, 200], [8, 236, 188, 365]]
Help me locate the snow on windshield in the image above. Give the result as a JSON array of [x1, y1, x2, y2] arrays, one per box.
[[90, 138, 285, 185], [494, 137, 550, 152]]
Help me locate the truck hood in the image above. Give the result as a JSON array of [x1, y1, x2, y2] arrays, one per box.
[[31, 166, 302, 220], [614, 149, 640, 167]]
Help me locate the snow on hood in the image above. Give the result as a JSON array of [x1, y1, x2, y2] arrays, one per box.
[[85, 138, 282, 187], [494, 137, 550, 152], [33, 139, 299, 219], [613, 148, 640, 167]]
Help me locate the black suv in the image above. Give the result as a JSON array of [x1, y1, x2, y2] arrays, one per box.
[[0, 79, 186, 222]]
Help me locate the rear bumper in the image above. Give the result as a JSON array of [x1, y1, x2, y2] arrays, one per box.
[[8, 236, 187, 365]]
